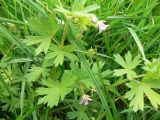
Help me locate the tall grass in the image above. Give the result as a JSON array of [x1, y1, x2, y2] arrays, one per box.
[[0, 0, 160, 120]]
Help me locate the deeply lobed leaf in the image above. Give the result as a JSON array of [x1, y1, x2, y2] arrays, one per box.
[[113, 52, 141, 80], [36, 71, 77, 108]]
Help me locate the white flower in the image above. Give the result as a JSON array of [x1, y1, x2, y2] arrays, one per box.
[[79, 95, 92, 105], [97, 21, 109, 33], [92, 16, 98, 24]]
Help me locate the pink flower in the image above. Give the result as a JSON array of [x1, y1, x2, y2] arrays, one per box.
[[79, 95, 92, 105], [98, 21, 109, 33]]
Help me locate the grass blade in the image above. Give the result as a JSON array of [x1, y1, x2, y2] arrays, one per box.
[[128, 27, 147, 62]]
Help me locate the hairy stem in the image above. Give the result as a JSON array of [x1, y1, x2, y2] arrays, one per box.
[[60, 17, 71, 47]]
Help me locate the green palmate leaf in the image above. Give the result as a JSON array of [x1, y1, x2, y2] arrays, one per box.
[[37, 80, 60, 107], [25, 66, 43, 82], [114, 54, 127, 68], [60, 71, 77, 100], [28, 13, 61, 37], [45, 44, 78, 67], [70, 61, 111, 88], [125, 80, 160, 112], [67, 102, 89, 120], [72, 1, 85, 11], [25, 67, 49, 82], [113, 52, 141, 80], [37, 71, 77, 108], [24, 36, 42, 46], [125, 59, 160, 112], [35, 37, 51, 55], [24, 13, 61, 55], [71, 0, 99, 12], [25, 60, 51, 82], [125, 81, 144, 112], [24, 36, 51, 55], [83, 4, 100, 13]]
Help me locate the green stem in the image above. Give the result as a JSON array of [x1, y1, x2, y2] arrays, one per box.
[[44, 107, 50, 120], [107, 74, 145, 90], [103, 32, 111, 55], [110, 88, 128, 105], [108, 79, 129, 90], [20, 79, 26, 117], [80, 85, 85, 95], [61, 17, 71, 47]]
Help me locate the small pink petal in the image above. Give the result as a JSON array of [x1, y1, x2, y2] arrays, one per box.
[[79, 95, 92, 105], [84, 100, 89, 105], [98, 22, 109, 33]]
